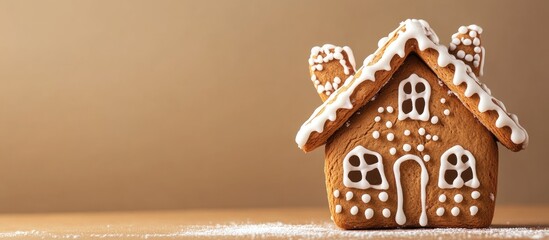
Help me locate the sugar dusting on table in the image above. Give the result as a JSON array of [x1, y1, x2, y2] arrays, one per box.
[[0, 222, 547, 239]]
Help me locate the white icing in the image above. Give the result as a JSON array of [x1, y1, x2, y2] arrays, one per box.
[[383, 208, 391, 218], [458, 26, 468, 34], [374, 116, 381, 122], [362, 194, 371, 203], [335, 205, 342, 213], [443, 109, 450, 116], [471, 191, 480, 199], [296, 19, 528, 150], [438, 145, 480, 189], [404, 130, 411, 136], [436, 207, 445, 216], [439, 194, 447, 202], [309, 44, 356, 95], [333, 190, 340, 198], [454, 194, 463, 203], [386, 121, 393, 128], [346, 191, 354, 201], [387, 133, 395, 141], [423, 155, 430, 162], [470, 206, 478, 216], [350, 206, 359, 215], [389, 148, 397, 155], [379, 192, 389, 202], [365, 208, 374, 219], [451, 207, 460, 216], [418, 128, 426, 135], [432, 135, 439, 141], [393, 154, 428, 226], [426, 134, 431, 140], [431, 116, 439, 124], [378, 107, 385, 113], [403, 144, 411, 152], [490, 193, 495, 201], [398, 74, 431, 121], [387, 106, 394, 113], [343, 146, 389, 190], [440, 98, 446, 104], [469, 31, 477, 38], [417, 144, 424, 152], [372, 131, 380, 139]]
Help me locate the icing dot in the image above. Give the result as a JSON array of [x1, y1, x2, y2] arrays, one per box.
[[473, 37, 481, 46], [418, 128, 426, 135], [350, 206, 358, 215], [403, 144, 412, 152], [474, 46, 482, 53], [433, 135, 439, 141], [436, 207, 445, 216], [451, 207, 460, 216], [334, 76, 341, 84], [361, 194, 371, 203], [462, 39, 472, 46], [444, 109, 450, 116], [440, 98, 446, 104], [382, 208, 391, 218], [465, 54, 473, 62], [458, 26, 468, 34], [451, 37, 460, 45], [423, 155, 431, 162], [457, 50, 465, 59], [387, 133, 395, 141], [386, 106, 394, 113], [365, 208, 374, 219], [389, 148, 397, 155], [431, 116, 439, 124], [378, 192, 389, 202], [374, 116, 381, 122], [454, 194, 463, 203], [404, 130, 411, 136], [346, 191, 354, 201], [449, 43, 456, 51], [335, 205, 342, 214], [471, 191, 481, 199], [333, 190, 340, 198], [385, 121, 393, 128], [469, 30, 477, 38], [426, 134, 432, 140], [470, 206, 479, 216], [417, 144, 424, 152], [372, 131, 380, 139], [490, 193, 495, 201], [439, 194, 447, 202], [378, 107, 384, 113]]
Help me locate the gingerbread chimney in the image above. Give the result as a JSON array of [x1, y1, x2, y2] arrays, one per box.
[[449, 25, 485, 77], [308, 44, 356, 102]]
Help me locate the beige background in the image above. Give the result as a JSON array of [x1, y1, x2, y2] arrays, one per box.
[[0, 0, 546, 213]]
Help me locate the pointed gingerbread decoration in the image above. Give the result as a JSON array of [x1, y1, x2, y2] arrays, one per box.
[[449, 25, 485, 77]]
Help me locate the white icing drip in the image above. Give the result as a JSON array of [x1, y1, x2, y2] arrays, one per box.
[[454, 194, 463, 203], [335, 205, 342, 213], [470, 206, 479, 216], [343, 146, 389, 190], [436, 207, 445, 216], [296, 19, 527, 150], [350, 206, 358, 215], [333, 190, 340, 198], [471, 191, 480, 199], [365, 208, 374, 219], [438, 145, 480, 189], [379, 192, 389, 202], [393, 154, 428, 226], [451, 207, 460, 216], [346, 191, 354, 201], [362, 194, 371, 203], [383, 208, 391, 218]]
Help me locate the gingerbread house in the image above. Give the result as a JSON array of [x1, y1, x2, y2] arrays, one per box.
[[295, 19, 528, 229]]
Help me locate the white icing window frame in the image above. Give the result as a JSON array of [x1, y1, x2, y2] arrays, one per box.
[[343, 146, 389, 190], [438, 145, 480, 189], [398, 74, 431, 121]]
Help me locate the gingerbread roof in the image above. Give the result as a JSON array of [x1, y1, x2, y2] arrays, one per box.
[[296, 19, 528, 152]]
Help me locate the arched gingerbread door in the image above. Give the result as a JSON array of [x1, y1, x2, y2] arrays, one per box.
[[393, 154, 429, 226]]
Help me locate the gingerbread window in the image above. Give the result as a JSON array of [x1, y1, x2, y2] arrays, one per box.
[[438, 145, 480, 189], [343, 146, 389, 190], [398, 74, 431, 121]]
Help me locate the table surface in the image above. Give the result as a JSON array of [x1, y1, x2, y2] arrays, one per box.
[[0, 205, 546, 239]]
